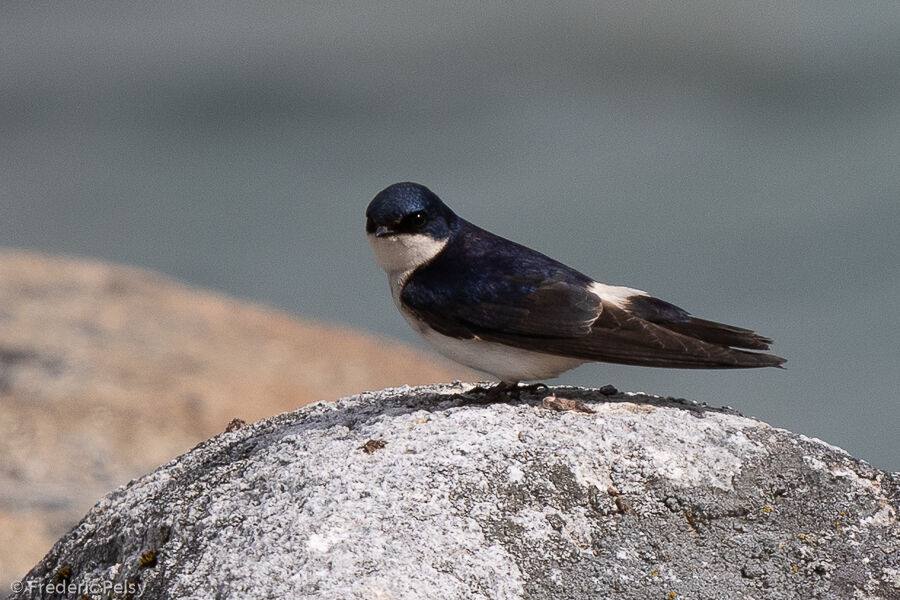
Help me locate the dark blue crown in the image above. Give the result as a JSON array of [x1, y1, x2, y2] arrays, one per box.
[[366, 182, 457, 237]]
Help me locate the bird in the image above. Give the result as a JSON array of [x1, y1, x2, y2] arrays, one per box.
[[365, 182, 785, 394]]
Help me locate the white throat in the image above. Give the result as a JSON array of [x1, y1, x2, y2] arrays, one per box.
[[367, 232, 448, 276]]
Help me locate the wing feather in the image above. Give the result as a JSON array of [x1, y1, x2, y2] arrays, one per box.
[[477, 300, 786, 369], [403, 272, 601, 338]]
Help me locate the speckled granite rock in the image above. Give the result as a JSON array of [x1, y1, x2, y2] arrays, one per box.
[[9, 384, 900, 600]]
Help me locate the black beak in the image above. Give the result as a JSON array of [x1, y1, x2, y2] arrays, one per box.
[[366, 216, 395, 238]]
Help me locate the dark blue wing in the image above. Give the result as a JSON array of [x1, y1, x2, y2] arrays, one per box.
[[400, 221, 601, 339], [401, 220, 785, 369]]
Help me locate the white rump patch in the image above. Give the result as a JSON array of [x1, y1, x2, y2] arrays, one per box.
[[588, 281, 648, 308]]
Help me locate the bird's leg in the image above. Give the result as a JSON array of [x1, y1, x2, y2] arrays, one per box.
[[476, 381, 548, 403], [515, 382, 550, 395], [472, 380, 518, 404]]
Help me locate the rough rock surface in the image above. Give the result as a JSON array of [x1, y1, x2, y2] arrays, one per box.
[[11, 384, 899, 600], [0, 250, 470, 585]]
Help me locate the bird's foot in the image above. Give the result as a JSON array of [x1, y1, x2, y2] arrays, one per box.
[[470, 381, 514, 404], [473, 381, 548, 404], [511, 382, 550, 397]]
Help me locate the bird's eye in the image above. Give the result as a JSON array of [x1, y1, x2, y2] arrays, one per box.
[[407, 211, 427, 229]]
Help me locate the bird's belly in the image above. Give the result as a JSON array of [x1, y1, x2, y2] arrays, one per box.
[[401, 312, 584, 382], [389, 274, 584, 381]]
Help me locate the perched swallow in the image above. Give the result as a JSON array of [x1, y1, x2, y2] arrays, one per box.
[[366, 182, 785, 386]]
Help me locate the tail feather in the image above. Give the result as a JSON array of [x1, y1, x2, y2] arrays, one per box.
[[663, 317, 773, 351]]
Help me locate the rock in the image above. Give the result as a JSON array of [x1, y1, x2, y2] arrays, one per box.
[[0, 251, 471, 586], [10, 384, 899, 600]]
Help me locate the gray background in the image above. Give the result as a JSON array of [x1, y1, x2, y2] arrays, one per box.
[[2, 2, 898, 471]]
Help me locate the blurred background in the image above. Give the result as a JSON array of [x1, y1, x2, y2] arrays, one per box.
[[2, 0, 898, 478]]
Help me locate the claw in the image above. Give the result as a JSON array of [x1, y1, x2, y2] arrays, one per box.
[[473, 381, 548, 403]]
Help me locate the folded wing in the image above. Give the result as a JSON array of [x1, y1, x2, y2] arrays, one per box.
[[402, 272, 785, 369]]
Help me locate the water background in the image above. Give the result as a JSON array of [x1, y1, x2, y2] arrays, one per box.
[[3, 2, 899, 470]]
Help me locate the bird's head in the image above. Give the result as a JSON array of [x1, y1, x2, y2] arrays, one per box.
[[365, 182, 456, 274]]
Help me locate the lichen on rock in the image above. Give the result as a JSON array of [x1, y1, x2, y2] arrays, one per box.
[[10, 384, 900, 600]]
